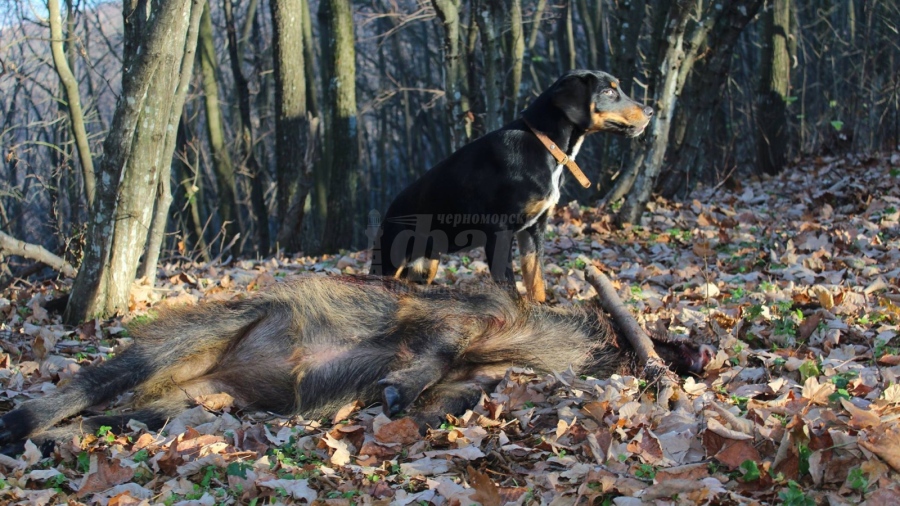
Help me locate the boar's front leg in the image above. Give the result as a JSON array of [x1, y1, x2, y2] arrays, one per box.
[[376, 323, 480, 416], [404, 363, 512, 429], [376, 308, 503, 417], [378, 356, 453, 416]]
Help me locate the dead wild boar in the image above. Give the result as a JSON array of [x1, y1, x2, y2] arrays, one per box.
[[0, 275, 712, 455]]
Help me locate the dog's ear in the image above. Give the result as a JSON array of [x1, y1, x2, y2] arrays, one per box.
[[551, 73, 597, 130]]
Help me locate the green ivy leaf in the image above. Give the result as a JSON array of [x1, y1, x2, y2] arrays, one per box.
[[799, 360, 820, 382], [739, 460, 760, 481]]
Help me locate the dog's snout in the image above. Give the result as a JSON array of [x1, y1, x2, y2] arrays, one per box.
[[643, 106, 654, 117]]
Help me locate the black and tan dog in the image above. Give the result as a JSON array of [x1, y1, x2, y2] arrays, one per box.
[[371, 70, 653, 301]]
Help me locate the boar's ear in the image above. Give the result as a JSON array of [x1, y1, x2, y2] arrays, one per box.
[[551, 73, 597, 131]]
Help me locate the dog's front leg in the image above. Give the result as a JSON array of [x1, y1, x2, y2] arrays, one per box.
[[517, 218, 547, 302]]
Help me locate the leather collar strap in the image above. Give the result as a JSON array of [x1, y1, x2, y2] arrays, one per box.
[[522, 118, 592, 188]]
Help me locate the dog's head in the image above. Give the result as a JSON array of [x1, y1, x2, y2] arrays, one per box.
[[549, 70, 653, 137]]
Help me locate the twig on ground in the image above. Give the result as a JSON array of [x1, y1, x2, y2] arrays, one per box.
[[584, 265, 684, 408]]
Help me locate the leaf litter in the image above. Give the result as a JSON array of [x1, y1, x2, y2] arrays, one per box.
[[0, 152, 898, 504]]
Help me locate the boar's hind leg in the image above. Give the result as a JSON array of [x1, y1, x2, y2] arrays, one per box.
[[0, 376, 228, 457], [0, 349, 156, 448], [0, 396, 192, 457]]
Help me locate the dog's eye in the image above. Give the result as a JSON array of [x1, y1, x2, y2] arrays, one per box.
[[601, 88, 617, 97]]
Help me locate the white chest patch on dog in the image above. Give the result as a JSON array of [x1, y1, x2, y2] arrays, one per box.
[[519, 134, 586, 232]]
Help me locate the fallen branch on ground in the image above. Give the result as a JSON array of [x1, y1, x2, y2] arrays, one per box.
[[585, 265, 685, 408], [0, 231, 77, 278]]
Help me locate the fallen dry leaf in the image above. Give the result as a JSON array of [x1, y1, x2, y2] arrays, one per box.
[[77, 455, 136, 497], [467, 465, 502, 506]]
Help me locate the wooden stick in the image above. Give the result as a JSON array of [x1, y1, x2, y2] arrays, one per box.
[[585, 265, 683, 408], [0, 231, 77, 278]]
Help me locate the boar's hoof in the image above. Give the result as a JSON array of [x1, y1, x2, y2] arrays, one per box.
[[381, 385, 404, 416]]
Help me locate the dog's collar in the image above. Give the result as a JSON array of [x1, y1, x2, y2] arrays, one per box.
[[522, 118, 592, 189]]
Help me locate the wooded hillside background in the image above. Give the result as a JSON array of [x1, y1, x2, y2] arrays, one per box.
[[1, 0, 898, 320]]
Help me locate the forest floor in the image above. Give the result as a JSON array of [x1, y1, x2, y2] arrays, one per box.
[[1, 151, 900, 505]]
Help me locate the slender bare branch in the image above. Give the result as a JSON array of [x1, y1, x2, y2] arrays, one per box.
[[48, 0, 96, 205], [0, 230, 76, 277]]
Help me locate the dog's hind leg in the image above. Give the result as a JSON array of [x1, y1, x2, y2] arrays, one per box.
[[372, 221, 407, 277], [486, 231, 516, 286], [403, 257, 440, 284]]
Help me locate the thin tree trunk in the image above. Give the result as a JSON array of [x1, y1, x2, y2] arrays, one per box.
[[239, 0, 260, 50], [140, 0, 203, 280], [223, 0, 269, 255], [318, 0, 359, 252], [527, 0, 547, 51], [756, 0, 791, 175], [661, 0, 764, 197], [556, 0, 576, 71], [65, 0, 202, 323], [300, 0, 319, 119], [615, 0, 694, 227], [48, 0, 95, 205], [431, 0, 469, 150], [476, 0, 504, 132], [198, 1, 240, 250], [464, 8, 484, 138], [172, 120, 211, 261], [271, 0, 312, 254], [576, 0, 598, 69], [609, 0, 646, 92], [506, 0, 525, 122]]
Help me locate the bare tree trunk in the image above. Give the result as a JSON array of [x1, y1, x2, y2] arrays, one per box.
[[476, 0, 504, 132], [297, 0, 323, 254], [556, 0, 576, 71], [615, 0, 694, 227], [197, 1, 240, 250], [48, 0, 95, 205], [318, 0, 359, 252], [172, 120, 211, 261], [576, 0, 598, 69], [271, 0, 312, 254], [527, 0, 547, 51], [464, 8, 485, 139], [756, 0, 791, 175], [140, 0, 203, 280], [65, 0, 203, 323], [431, 0, 469, 150], [505, 0, 525, 122], [661, 0, 764, 197], [609, 0, 646, 90], [300, 0, 319, 118], [223, 0, 269, 255]]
